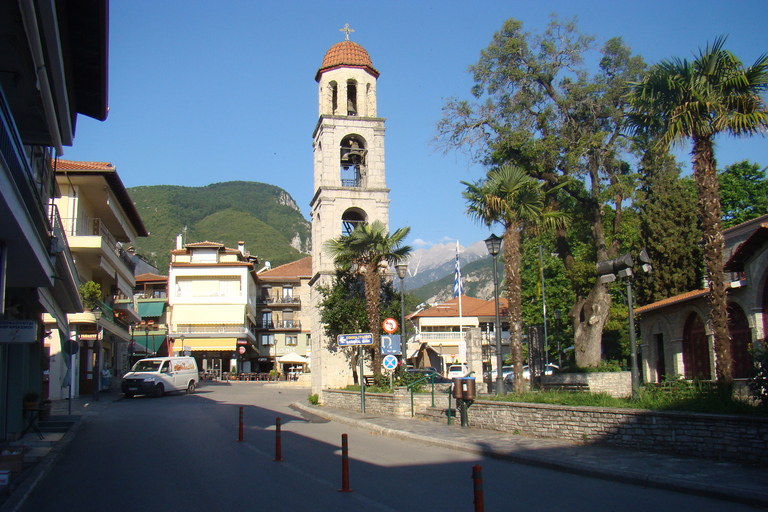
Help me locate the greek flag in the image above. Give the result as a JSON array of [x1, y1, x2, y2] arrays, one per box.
[[453, 241, 463, 298]]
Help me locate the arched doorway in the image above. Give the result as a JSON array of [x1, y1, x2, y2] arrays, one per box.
[[682, 313, 711, 380], [727, 303, 752, 378]]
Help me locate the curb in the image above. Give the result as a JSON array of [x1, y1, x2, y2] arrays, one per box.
[[291, 402, 768, 509]]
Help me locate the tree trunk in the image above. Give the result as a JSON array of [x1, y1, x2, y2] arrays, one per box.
[[692, 136, 732, 387], [502, 225, 526, 394], [364, 263, 383, 374], [571, 282, 611, 367]]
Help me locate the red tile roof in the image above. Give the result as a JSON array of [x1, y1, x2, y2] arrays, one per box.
[[410, 295, 509, 319], [634, 289, 709, 314], [259, 257, 312, 279], [56, 159, 114, 170], [135, 273, 167, 282], [315, 41, 379, 81]]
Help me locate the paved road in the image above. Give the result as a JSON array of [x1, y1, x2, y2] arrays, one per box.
[[18, 383, 758, 511]]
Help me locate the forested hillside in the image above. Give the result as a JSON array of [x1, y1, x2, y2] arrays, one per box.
[[127, 181, 310, 272]]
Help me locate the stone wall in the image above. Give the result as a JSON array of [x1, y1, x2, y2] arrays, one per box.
[[542, 372, 632, 398], [321, 388, 768, 465]]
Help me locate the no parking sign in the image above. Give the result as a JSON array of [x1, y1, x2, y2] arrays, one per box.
[[382, 354, 398, 371]]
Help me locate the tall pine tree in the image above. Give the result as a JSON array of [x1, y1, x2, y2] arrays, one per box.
[[636, 146, 703, 304]]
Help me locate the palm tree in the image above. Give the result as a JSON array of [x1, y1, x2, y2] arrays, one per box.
[[324, 220, 412, 374], [463, 164, 568, 394], [627, 37, 768, 388]]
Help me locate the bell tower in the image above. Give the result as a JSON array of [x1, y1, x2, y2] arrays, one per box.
[[309, 26, 390, 393]]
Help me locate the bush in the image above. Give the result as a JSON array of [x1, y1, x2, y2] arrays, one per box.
[[749, 349, 768, 407], [308, 393, 319, 405], [78, 281, 101, 310]]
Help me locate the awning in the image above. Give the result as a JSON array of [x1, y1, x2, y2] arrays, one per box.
[[277, 352, 308, 364], [137, 301, 165, 319], [133, 334, 166, 353]]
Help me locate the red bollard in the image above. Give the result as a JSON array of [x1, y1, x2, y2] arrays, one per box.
[[338, 433, 352, 492], [238, 406, 244, 442], [273, 417, 283, 461], [472, 465, 484, 512]]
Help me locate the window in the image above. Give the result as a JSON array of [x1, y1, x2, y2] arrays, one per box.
[[261, 311, 273, 329], [286, 335, 298, 346], [175, 276, 240, 297], [282, 287, 293, 301], [190, 249, 217, 263], [261, 334, 274, 346]]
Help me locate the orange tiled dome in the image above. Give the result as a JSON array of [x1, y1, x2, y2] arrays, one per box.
[[315, 41, 379, 82]]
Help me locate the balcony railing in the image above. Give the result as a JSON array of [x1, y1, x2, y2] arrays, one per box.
[[259, 296, 301, 306], [48, 204, 79, 287], [0, 87, 50, 241], [61, 217, 137, 273], [257, 320, 301, 330], [175, 324, 250, 334]]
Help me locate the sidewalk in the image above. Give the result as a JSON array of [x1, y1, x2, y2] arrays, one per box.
[[291, 401, 768, 508], [0, 390, 121, 512]]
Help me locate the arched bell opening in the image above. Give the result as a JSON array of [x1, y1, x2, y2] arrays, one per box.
[[347, 80, 358, 116], [340, 134, 367, 187], [329, 81, 338, 115], [341, 208, 366, 236]]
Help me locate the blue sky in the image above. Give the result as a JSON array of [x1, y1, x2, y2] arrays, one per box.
[[64, 0, 768, 251]]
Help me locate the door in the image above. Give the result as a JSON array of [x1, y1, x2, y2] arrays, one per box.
[[682, 313, 711, 380]]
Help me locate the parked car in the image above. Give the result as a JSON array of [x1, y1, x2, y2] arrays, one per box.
[[406, 368, 451, 383], [505, 363, 560, 384], [489, 366, 514, 381], [447, 364, 469, 379]]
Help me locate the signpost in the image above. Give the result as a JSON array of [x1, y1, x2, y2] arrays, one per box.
[[338, 333, 374, 412], [383, 354, 398, 389]]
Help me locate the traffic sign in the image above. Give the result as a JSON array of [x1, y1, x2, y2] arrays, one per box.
[[338, 333, 373, 346], [382, 354, 398, 371], [382, 318, 398, 334], [381, 335, 401, 355]]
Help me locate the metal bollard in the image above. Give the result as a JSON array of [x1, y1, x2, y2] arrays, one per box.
[[339, 433, 352, 492], [472, 465, 484, 512], [238, 406, 244, 442], [274, 417, 283, 461]]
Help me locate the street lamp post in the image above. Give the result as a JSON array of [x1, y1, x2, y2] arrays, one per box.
[[395, 264, 408, 368], [92, 308, 102, 401], [554, 310, 562, 369], [596, 250, 652, 399], [484, 234, 503, 395]]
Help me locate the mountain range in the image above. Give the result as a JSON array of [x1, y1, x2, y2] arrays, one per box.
[[127, 181, 490, 301]]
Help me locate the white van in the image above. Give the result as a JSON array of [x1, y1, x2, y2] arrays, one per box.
[[122, 357, 198, 398]]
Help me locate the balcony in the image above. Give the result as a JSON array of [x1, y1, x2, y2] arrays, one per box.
[[60, 216, 137, 273], [258, 296, 301, 307], [256, 319, 301, 331]]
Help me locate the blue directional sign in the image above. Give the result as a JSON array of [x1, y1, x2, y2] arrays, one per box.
[[381, 335, 401, 355], [337, 333, 373, 346]]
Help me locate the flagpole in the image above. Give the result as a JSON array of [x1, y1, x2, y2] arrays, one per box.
[[456, 240, 464, 365]]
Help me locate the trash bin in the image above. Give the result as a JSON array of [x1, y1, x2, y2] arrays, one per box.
[[462, 377, 477, 400], [452, 378, 464, 400]]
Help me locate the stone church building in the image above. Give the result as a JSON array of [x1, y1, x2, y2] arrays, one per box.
[[637, 214, 768, 386]]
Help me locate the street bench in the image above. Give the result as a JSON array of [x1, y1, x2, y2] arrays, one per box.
[[362, 376, 376, 387], [541, 381, 589, 392]]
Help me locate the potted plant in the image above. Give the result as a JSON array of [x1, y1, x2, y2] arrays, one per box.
[[78, 280, 101, 310], [22, 392, 39, 410]]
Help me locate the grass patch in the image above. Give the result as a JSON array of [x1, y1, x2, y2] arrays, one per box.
[[486, 380, 766, 416]]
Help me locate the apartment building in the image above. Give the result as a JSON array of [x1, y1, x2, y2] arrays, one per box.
[[255, 257, 312, 376], [0, 0, 109, 437], [168, 239, 259, 376], [45, 160, 147, 399]]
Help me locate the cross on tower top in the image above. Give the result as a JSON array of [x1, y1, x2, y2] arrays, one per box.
[[340, 23, 354, 41]]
